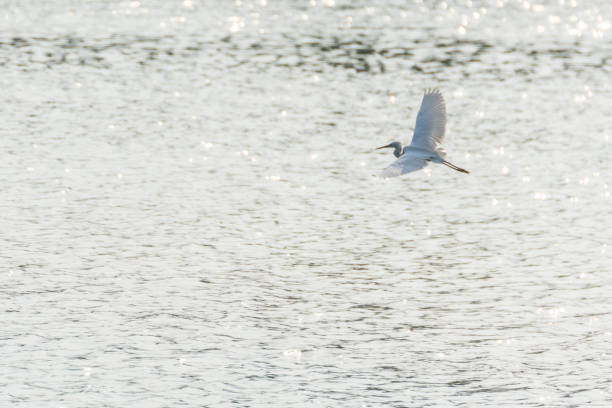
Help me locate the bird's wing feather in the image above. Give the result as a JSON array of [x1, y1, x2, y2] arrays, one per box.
[[380, 155, 428, 178], [409, 89, 446, 151]]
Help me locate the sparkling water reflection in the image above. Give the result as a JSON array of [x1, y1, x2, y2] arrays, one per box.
[[2, 0, 611, 407]]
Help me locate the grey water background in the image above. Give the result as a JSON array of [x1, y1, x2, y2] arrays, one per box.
[[2, 0, 611, 406]]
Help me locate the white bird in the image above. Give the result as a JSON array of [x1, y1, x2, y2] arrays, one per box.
[[377, 89, 469, 177]]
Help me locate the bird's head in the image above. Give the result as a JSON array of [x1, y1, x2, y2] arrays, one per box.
[[376, 141, 402, 158]]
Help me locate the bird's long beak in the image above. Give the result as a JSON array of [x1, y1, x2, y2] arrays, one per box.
[[376, 144, 392, 150]]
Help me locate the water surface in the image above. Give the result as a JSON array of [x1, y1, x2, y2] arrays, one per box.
[[2, 0, 611, 406]]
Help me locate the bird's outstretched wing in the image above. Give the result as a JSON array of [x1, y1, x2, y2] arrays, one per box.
[[409, 89, 446, 151], [380, 155, 428, 178]]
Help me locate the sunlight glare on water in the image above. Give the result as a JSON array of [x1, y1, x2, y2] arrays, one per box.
[[1, 0, 611, 407]]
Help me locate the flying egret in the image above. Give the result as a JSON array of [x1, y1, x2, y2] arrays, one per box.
[[377, 89, 469, 177]]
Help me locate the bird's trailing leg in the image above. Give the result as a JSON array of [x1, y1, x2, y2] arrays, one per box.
[[442, 160, 469, 174]]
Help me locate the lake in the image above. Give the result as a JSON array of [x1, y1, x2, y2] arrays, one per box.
[[2, 0, 611, 406]]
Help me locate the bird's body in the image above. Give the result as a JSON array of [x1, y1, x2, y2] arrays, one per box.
[[377, 89, 469, 177]]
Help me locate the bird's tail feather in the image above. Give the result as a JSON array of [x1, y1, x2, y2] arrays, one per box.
[[442, 160, 469, 174]]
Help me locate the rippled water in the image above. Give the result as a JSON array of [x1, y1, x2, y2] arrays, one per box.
[[2, 1, 612, 406]]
